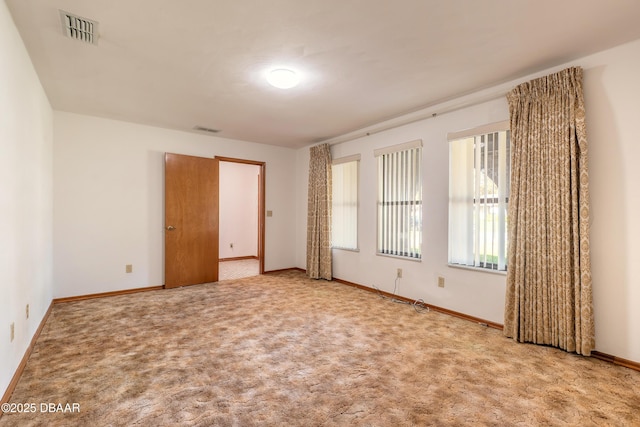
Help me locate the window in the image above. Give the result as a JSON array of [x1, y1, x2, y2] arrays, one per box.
[[375, 140, 422, 259], [448, 121, 510, 271], [331, 155, 360, 250]]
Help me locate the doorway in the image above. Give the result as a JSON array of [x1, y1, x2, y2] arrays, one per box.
[[164, 154, 265, 288], [216, 156, 265, 278]]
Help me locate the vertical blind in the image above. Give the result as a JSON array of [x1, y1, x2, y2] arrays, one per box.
[[448, 122, 510, 270], [375, 140, 422, 259], [331, 155, 359, 250]]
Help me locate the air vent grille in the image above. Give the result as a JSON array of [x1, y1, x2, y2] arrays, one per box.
[[59, 10, 99, 45], [194, 126, 221, 134]]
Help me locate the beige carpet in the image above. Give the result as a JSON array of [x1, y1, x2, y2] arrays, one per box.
[[2, 270, 639, 426]]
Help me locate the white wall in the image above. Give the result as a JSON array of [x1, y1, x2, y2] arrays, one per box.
[[583, 41, 640, 362], [296, 39, 640, 363], [219, 161, 259, 259], [0, 1, 53, 397], [53, 112, 296, 298]]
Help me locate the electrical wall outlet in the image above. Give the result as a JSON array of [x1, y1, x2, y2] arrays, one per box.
[[230, 243, 233, 249], [125, 264, 133, 273], [26, 304, 29, 319], [438, 276, 445, 288], [397, 268, 403, 279], [10, 322, 15, 342]]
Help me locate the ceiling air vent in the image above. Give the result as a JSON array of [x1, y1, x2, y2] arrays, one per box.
[[59, 10, 99, 45], [193, 126, 221, 134]]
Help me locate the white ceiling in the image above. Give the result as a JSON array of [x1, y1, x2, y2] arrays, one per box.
[[6, 0, 640, 149]]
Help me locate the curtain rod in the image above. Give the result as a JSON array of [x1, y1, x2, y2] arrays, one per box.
[[314, 63, 582, 148], [322, 90, 507, 147]]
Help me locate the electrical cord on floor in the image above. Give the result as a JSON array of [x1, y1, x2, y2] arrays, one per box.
[[372, 278, 429, 314], [412, 299, 429, 313]]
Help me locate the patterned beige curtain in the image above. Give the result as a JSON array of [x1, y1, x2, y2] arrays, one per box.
[[504, 67, 594, 355], [307, 143, 332, 280]]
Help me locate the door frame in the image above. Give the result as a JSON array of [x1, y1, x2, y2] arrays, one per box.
[[216, 156, 266, 274]]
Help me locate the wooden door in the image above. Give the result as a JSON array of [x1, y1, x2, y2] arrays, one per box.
[[164, 153, 219, 288]]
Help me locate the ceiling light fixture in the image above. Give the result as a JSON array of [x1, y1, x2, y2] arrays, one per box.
[[266, 68, 300, 89]]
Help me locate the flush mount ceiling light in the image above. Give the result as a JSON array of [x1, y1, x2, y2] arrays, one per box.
[[266, 68, 300, 89]]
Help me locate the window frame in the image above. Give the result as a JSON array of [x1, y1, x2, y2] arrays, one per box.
[[447, 121, 510, 273], [331, 154, 360, 251], [375, 140, 423, 260]]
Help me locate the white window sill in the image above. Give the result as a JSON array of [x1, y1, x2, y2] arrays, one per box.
[[332, 247, 360, 253], [376, 252, 422, 262], [448, 263, 507, 276]]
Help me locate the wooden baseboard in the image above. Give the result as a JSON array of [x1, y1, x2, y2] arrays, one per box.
[[219, 256, 259, 262], [425, 304, 504, 330], [53, 285, 164, 304], [1, 302, 54, 408], [263, 267, 305, 274], [591, 351, 640, 371]]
